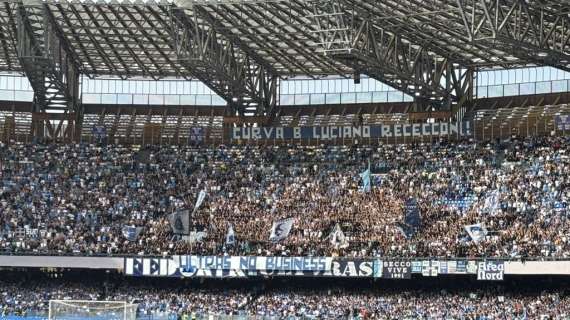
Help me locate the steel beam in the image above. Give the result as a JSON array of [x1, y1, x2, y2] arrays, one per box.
[[309, 0, 473, 110], [443, 0, 570, 70], [14, 0, 81, 141], [169, 6, 279, 118]]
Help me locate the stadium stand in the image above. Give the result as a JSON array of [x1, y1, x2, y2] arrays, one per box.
[[2, 0, 570, 317], [0, 136, 568, 258]]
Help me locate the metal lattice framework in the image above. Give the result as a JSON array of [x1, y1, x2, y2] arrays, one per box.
[[0, 0, 569, 118]]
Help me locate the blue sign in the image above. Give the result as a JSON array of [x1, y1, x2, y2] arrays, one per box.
[[92, 125, 107, 139], [232, 122, 472, 140], [456, 260, 467, 274], [556, 115, 570, 131], [190, 127, 204, 142]]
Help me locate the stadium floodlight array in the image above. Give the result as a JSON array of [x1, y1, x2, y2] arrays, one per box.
[[48, 300, 138, 320]]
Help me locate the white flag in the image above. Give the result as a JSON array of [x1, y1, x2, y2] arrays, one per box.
[[330, 224, 349, 249], [464, 223, 488, 243], [226, 224, 236, 245], [193, 190, 207, 214], [182, 231, 207, 244], [483, 190, 500, 214], [269, 218, 294, 242]]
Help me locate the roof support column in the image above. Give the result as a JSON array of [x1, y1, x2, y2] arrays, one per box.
[[170, 6, 279, 121], [16, 0, 81, 140], [309, 0, 466, 111]]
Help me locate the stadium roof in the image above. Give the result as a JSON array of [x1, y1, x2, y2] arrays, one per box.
[[1, 0, 569, 115]]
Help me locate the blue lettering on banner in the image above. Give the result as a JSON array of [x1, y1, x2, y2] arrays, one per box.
[[264, 257, 328, 271], [232, 122, 472, 140], [176, 256, 331, 273]]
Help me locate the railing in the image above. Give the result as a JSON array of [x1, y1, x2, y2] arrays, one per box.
[[476, 79, 570, 98], [3, 79, 570, 105], [279, 91, 413, 105], [0, 89, 34, 102], [81, 93, 227, 106]]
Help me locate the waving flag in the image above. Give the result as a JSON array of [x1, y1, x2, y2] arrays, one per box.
[[483, 190, 500, 214], [359, 161, 371, 193], [193, 190, 207, 214], [169, 210, 190, 235], [397, 198, 422, 239], [330, 224, 349, 249], [226, 224, 236, 245], [269, 218, 294, 242], [122, 226, 142, 241], [464, 223, 488, 243]]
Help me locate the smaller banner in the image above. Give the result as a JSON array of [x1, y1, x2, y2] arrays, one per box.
[[382, 260, 412, 279], [189, 127, 205, 142], [421, 260, 439, 277], [477, 261, 505, 281], [467, 261, 478, 274], [447, 260, 457, 274], [411, 261, 422, 273], [92, 125, 107, 139], [556, 115, 570, 131], [124, 258, 177, 277], [439, 261, 448, 274]]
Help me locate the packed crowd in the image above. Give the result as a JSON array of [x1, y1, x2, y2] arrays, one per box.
[[0, 136, 569, 258], [1, 278, 570, 319]]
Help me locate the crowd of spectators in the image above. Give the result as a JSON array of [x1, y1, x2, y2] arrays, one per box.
[[0, 136, 568, 258], [1, 278, 570, 319]]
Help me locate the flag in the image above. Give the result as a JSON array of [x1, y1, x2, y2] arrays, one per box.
[[396, 223, 415, 240], [359, 161, 371, 193], [269, 218, 294, 242], [226, 224, 236, 245], [169, 210, 190, 235], [121, 226, 142, 241], [371, 174, 383, 187], [483, 190, 500, 214], [464, 223, 488, 242], [193, 190, 207, 214], [330, 224, 349, 249], [182, 231, 207, 243], [404, 198, 421, 229], [397, 198, 422, 239]]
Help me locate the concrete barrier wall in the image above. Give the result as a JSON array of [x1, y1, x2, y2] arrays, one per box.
[[505, 261, 570, 275], [0, 256, 124, 270], [2, 256, 570, 276]]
